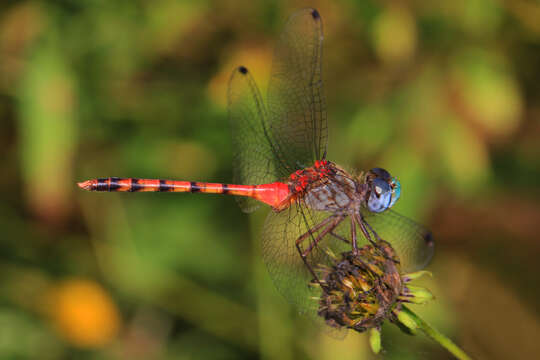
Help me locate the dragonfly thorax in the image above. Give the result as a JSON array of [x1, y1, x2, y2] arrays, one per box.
[[290, 161, 364, 214]]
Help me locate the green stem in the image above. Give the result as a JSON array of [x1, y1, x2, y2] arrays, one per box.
[[401, 306, 473, 360]]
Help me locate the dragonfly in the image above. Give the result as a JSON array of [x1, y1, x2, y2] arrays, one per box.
[[78, 8, 434, 314]]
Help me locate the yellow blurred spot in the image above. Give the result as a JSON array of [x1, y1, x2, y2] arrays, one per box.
[[208, 45, 272, 108], [48, 279, 120, 348], [451, 50, 522, 138], [439, 117, 490, 193], [373, 6, 417, 65]]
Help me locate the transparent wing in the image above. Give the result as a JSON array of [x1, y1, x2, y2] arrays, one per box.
[[261, 203, 350, 314], [362, 209, 435, 272], [228, 8, 327, 213], [266, 8, 328, 177], [228, 67, 278, 212]]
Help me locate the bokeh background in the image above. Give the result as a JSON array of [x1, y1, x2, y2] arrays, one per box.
[[1, 0, 539, 359]]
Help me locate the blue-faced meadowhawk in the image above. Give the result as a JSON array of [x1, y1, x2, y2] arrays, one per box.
[[78, 8, 434, 315]]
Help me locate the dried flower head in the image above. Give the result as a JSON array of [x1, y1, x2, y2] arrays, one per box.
[[311, 240, 433, 353]]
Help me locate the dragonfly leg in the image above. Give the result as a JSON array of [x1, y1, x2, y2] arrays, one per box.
[[293, 215, 336, 247], [362, 218, 382, 242], [365, 219, 401, 264], [351, 216, 358, 255], [299, 216, 346, 258], [294, 215, 344, 287], [354, 213, 375, 245], [329, 230, 349, 244], [357, 214, 400, 264]]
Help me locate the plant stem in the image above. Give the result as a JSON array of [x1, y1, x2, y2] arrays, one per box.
[[401, 306, 473, 360]]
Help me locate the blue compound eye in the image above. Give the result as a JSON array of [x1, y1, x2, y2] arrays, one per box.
[[370, 167, 391, 181], [389, 177, 401, 208], [367, 178, 392, 213]]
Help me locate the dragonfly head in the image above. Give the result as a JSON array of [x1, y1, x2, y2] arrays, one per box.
[[366, 168, 401, 213]]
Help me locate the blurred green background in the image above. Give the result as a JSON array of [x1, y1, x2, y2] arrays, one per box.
[[1, 0, 539, 359]]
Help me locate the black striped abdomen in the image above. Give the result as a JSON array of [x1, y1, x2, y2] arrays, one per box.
[[78, 177, 257, 194]]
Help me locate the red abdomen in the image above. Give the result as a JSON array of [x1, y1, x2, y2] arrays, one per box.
[[78, 177, 291, 209]]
